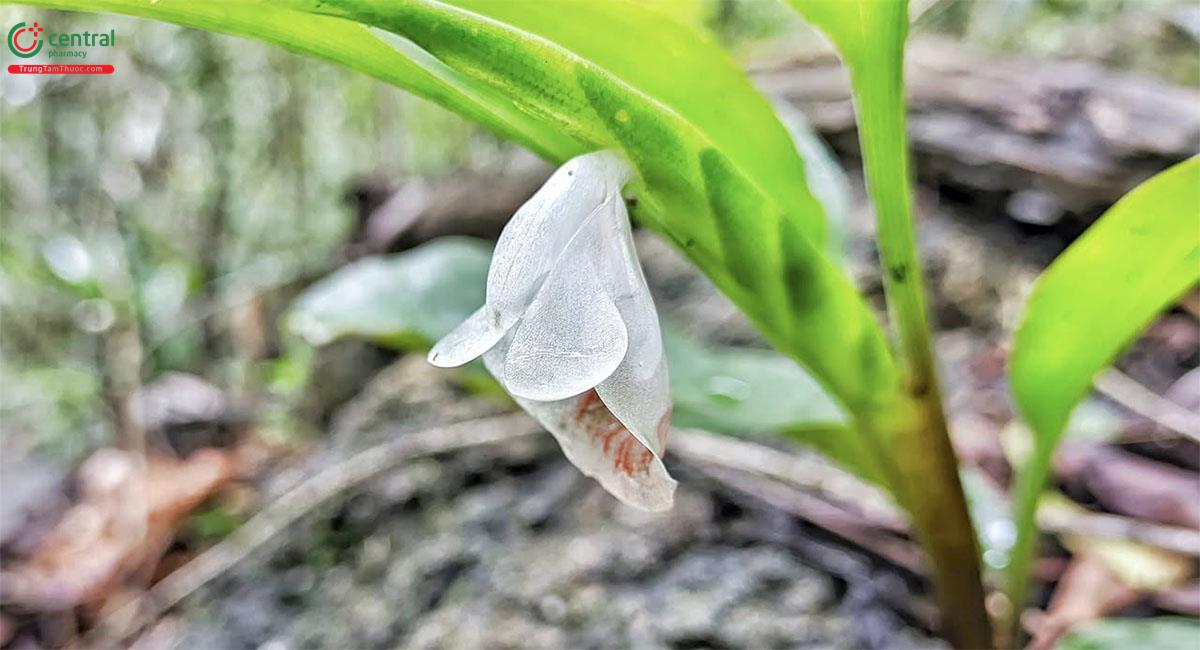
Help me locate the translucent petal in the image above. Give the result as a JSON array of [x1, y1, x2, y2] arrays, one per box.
[[525, 390, 675, 511], [597, 351, 671, 457], [593, 197, 672, 456], [501, 227, 628, 401], [485, 151, 633, 331], [427, 306, 505, 368], [484, 329, 674, 512], [592, 193, 641, 300]]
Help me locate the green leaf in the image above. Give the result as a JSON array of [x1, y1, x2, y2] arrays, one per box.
[[286, 237, 492, 349], [1058, 618, 1200, 650], [442, 0, 828, 245], [1006, 157, 1200, 620], [664, 327, 845, 435], [1011, 157, 1200, 453], [785, 0, 927, 378], [784, 0, 908, 73], [15, 0, 899, 420]]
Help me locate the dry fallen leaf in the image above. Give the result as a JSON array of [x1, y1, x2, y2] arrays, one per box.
[[0, 447, 235, 612], [1027, 511, 1194, 649], [1028, 553, 1141, 650]]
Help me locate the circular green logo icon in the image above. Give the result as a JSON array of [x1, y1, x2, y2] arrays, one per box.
[[8, 22, 44, 58]]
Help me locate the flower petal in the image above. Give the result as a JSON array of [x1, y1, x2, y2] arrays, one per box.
[[534, 388, 676, 512], [593, 195, 672, 456], [485, 151, 633, 331], [486, 337, 674, 511], [501, 224, 628, 401], [597, 352, 671, 457], [427, 306, 505, 368]]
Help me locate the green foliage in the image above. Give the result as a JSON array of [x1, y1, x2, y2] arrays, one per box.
[[443, 0, 826, 244], [786, 0, 929, 380], [287, 237, 491, 349], [1010, 157, 1200, 455], [1057, 617, 1200, 650], [1006, 157, 1200, 623], [663, 327, 845, 435], [784, 0, 909, 72], [782, 3, 992, 647]]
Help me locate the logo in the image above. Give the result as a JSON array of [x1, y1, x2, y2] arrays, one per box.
[[8, 21, 43, 58], [6, 20, 116, 74]]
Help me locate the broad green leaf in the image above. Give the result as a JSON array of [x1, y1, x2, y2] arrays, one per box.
[[286, 237, 491, 349], [1058, 618, 1200, 650], [1006, 157, 1200, 623], [16, 0, 899, 419], [663, 327, 845, 435], [444, 0, 828, 246]]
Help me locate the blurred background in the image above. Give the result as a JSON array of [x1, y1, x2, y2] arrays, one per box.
[[1, 1, 1198, 648]]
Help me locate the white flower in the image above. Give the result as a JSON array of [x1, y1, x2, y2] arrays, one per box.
[[428, 151, 676, 511]]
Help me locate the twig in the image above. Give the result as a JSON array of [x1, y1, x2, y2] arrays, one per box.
[[670, 429, 924, 575], [1095, 368, 1200, 443], [695, 463, 925, 575], [686, 459, 940, 634], [671, 428, 905, 530], [90, 412, 538, 648], [674, 428, 1200, 556]]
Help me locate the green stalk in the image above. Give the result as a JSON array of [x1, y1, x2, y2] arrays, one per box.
[[843, 15, 994, 650], [1003, 442, 1052, 645], [783, 3, 993, 644]]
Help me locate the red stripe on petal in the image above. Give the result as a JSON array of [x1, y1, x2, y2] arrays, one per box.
[[570, 388, 659, 477], [599, 426, 623, 454], [574, 389, 601, 420]]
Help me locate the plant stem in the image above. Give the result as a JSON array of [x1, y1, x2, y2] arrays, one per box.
[[1003, 444, 1053, 645], [848, 34, 994, 650]]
